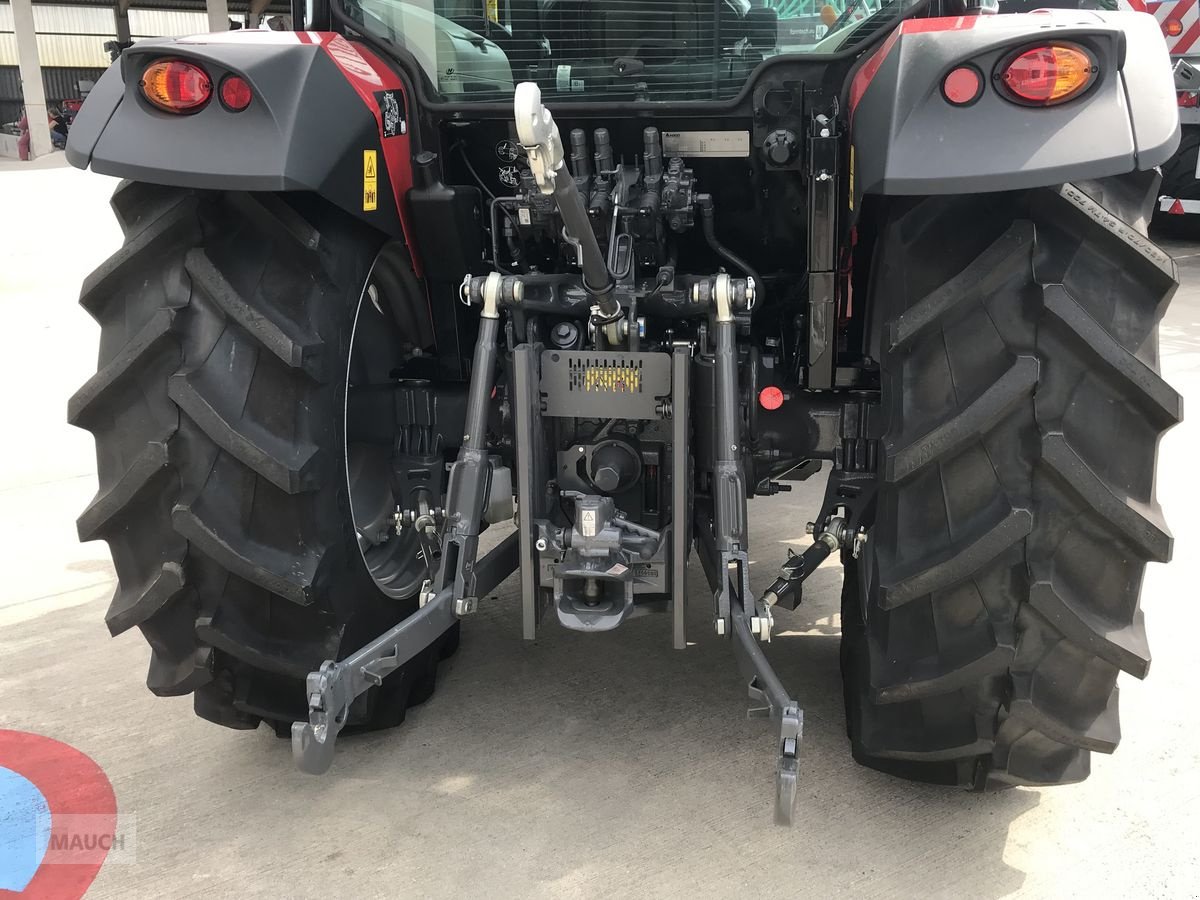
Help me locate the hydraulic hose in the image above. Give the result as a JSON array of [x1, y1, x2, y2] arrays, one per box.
[[697, 194, 764, 307]]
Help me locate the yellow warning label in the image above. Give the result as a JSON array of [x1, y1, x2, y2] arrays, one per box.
[[486, 0, 499, 23], [363, 150, 378, 211]]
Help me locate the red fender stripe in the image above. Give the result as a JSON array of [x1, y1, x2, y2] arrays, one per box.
[[901, 14, 980, 33], [300, 32, 422, 275], [849, 26, 901, 116], [850, 16, 986, 117]]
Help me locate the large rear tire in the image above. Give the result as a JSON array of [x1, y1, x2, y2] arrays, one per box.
[[70, 183, 456, 734], [842, 174, 1180, 788]]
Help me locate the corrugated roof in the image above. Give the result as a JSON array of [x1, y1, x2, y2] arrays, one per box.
[[3, 0, 291, 12], [0, 32, 112, 67], [128, 8, 211, 36], [0, 2, 291, 67]]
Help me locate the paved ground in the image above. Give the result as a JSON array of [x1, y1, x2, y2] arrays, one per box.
[[2, 156, 1199, 898]]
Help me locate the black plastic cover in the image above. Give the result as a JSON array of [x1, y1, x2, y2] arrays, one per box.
[[66, 32, 405, 235], [848, 11, 1180, 199]]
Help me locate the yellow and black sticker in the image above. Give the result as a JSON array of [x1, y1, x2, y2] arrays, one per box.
[[486, 0, 499, 23], [363, 150, 378, 212]]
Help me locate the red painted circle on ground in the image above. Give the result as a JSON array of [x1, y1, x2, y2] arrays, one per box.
[[0, 730, 116, 899]]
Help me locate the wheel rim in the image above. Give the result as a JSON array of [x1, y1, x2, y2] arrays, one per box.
[[344, 244, 429, 600]]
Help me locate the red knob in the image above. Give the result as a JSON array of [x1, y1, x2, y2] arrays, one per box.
[[759, 386, 784, 411]]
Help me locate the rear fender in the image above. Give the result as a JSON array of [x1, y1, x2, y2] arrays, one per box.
[[847, 10, 1180, 200], [67, 32, 417, 251]]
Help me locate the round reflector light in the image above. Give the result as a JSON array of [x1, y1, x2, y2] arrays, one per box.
[[140, 59, 211, 113], [1166, 19, 1184, 37], [1000, 44, 1097, 106], [219, 75, 253, 111], [942, 66, 983, 105], [759, 386, 785, 411]]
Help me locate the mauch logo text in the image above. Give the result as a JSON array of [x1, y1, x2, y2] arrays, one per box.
[[40, 813, 138, 866]]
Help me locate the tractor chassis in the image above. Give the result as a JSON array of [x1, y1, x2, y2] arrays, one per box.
[[291, 272, 877, 826], [290, 92, 881, 825]]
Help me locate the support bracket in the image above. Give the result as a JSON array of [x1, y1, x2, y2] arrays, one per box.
[[695, 506, 805, 826], [291, 533, 518, 774]]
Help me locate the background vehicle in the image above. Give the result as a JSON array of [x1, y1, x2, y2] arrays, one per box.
[[1142, 0, 1200, 224], [65, 0, 1180, 822]]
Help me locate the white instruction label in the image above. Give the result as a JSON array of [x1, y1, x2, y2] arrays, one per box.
[[518, 207, 532, 225], [581, 509, 597, 537], [662, 130, 750, 158]]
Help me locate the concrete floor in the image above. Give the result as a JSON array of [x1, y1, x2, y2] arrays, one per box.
[[2, 157, 1199, 898]]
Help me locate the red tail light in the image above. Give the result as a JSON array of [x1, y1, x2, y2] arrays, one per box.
[[219, 75, 253, 112], [943, 66, 983, 106], [999, 44, 1097, 107], [140, 59, 211, 113], [1166, 19, 1184, 37]]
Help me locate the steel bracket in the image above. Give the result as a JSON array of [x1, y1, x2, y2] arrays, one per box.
[[292, 586, 456, 775], [805, 107, 840, 391], [293, 301, 515, 775], [774, 705, 803, 826], [291, 532, 518, 775], [695, 506, 805, 826]]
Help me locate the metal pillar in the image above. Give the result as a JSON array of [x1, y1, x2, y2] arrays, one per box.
[[11, 0, 51, 159], [206, 0, 230, 32], [246, 0, 272, 29], [113, 0, 131, 43]]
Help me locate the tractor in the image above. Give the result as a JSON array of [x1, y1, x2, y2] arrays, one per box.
[[66, 0, 1180, 823]]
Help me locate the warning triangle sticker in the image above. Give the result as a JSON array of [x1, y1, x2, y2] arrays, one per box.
[[1169, 199, 1185, 216], [365, 155, 376, 178]]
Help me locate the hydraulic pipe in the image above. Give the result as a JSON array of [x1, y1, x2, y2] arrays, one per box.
[[570, 128, 591, 179], [697, 194, 763, 306]]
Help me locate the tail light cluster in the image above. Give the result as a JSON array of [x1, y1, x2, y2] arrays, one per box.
[[139, 59, 252, 114], [1000, 44, 1097, 105], [942, 42, 1099, 109]]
